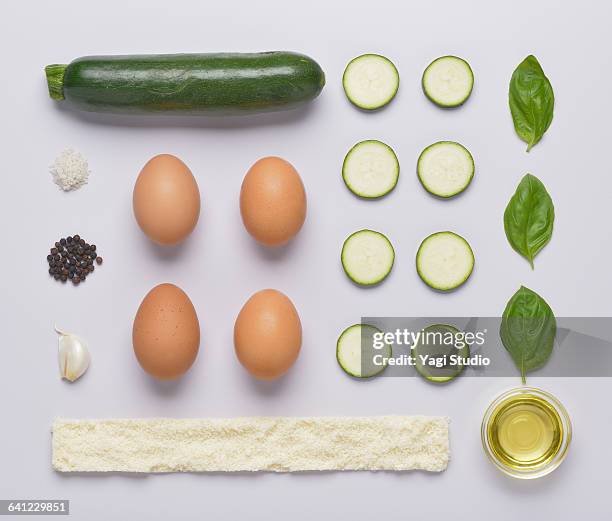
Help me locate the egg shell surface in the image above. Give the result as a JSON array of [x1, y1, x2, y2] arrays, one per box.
[[234, 289, 302, 380], [240, 156, 306, 246], [133, 154, 201, 245], [133, 283, 200, 380]]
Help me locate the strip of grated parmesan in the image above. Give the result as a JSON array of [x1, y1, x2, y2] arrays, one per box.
[[52, 416, 450, 473], [50, 149, 90, 191]]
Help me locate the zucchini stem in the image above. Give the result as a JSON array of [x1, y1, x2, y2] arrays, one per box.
[[45, 64, 67, 100]]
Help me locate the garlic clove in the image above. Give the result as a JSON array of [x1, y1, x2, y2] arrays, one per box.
[[56, 327, 90, 382]]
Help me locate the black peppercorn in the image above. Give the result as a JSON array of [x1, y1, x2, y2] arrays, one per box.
[[48, 235, 102, 286]]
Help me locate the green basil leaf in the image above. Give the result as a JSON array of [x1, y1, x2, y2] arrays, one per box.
[[504, 173, 554, 268], [500, 286, 556, 384], [509, 55, 555, 151]]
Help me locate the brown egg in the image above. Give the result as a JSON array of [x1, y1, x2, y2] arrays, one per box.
[[133, 154, 200, 245], [133, 283, 200, 380], [234, 289, 302, 380], [240, 157, 306, 246]]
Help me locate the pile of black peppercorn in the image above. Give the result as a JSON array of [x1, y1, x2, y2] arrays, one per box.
[[47, 235, 103, 285]]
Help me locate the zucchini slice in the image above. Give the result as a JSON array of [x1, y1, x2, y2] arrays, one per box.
[[416, 231, 474, 291], [342, 54, 399, 110], [337, 324, 391, 378], [342, 229, 395, 286], [417, 141, 474, 198], [422, 56, 474, 107], [342, 140, 399, 198], [413, 324, 470, 383]]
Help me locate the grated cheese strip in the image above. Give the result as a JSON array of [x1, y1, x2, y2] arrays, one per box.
[[52, 416, 449, 473]]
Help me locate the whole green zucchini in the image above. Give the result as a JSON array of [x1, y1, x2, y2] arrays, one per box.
[[45, 52, 325, 115]]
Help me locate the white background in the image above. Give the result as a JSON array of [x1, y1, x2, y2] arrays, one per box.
[[1, 0, 611, 518]]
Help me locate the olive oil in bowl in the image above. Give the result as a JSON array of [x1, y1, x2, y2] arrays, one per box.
[[482, 387, 571, 479]]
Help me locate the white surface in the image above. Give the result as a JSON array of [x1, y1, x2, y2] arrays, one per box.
[[1, 0, 611, 518]]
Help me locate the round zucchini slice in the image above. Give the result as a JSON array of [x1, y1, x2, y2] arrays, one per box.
[[417, 141, 474, 198], [343, 140, 399, 198], [342, 229, 395, 286], [422, 56, 474, 107], [342, 54, 399, 110], [413, 324, 469, 382], [416, 231, 474, 291], [337, 323, 391, 378]]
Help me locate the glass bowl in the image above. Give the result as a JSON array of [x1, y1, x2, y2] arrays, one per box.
[[481, 386, 572, 479]]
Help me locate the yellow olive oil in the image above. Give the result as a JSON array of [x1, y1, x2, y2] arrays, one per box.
[[487, 393, 564, 471]]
